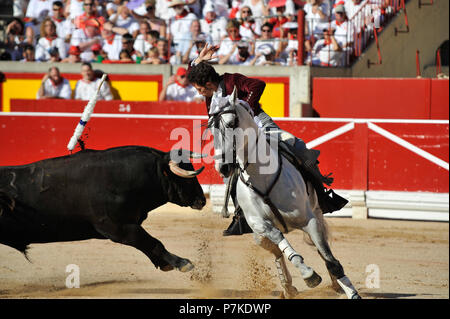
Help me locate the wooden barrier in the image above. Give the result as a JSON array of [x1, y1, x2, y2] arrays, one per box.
[[312, 78, 449, 120], [0, 113, 447, 193]]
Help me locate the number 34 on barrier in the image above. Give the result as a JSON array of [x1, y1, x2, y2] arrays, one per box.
[[119, 104, 131, 113]]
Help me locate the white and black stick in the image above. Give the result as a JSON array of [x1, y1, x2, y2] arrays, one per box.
[[67, 74, 107, 151]]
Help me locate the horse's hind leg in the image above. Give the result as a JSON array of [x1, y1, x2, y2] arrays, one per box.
[[254, 235, 298, 299], [302, 217, 361, 299]]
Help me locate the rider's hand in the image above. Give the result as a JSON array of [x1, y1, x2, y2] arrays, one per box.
[[194, 43, 219, 64]]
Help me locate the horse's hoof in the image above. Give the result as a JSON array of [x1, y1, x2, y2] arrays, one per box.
[[178, 261, 194, 272], [304, 271, 322, 288], [280, 285, 299, 299], [160, 264, 175, 272], [351, 293, 362, 299]]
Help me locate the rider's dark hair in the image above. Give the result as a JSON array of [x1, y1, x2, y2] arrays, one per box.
[[187, 62, 221, 86]]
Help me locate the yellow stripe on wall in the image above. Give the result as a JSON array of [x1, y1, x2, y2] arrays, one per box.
[[259, 82, 285, 118], [2, 79, 160, 112]]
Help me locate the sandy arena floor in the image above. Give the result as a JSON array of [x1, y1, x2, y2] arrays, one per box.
[[0, 200, 448, 299]]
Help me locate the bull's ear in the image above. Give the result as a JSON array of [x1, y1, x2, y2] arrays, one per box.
[[228, 86, 237, 106]]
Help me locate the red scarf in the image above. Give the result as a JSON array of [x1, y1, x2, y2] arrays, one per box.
[[106, 34, 115, 45], [175, 10, 188, 20], [175, 79, 187, 88], [205, 18, 214, 24]]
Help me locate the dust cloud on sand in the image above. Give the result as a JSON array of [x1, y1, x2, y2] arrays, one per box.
[[0, 201, 448, 299]]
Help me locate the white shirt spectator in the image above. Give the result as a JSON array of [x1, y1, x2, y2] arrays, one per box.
[[202, 0, 229, 18], [74, 78, 113, 100], [240, 0, 266, 23], [36, 77, 72, 99], [227, 49, 254, 65], [13, 0, 28, 18], [169, 12, 198, 51], [239, 20, 261, 40], [311, 38, 344, 66], [35, 36, 67, 60], [303, 1, 330, 38], [331, 19, 354, 48], [200, 17, 227, 46], [70, 28, 96, 62], [166, 83, 202, 102], [133, 34, 153, 56], [26, 0, 55, 21], [68, 0, 85, 20], [109, 13, 140, 34], [52, 17, 74, 42], [217, 36, 251, 58], [102, 34, 123, 60]]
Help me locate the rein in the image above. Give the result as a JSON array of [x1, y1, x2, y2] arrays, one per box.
[[212, 104, 289, 233], [238, 151, 288, 233]]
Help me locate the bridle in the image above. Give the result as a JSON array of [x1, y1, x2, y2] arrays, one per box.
[[209, 103, 288, 233]]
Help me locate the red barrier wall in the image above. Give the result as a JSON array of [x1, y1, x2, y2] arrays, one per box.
[[312, 78, 449, 119], [0, 113, 447, 192], [10, 99, 207, 115]]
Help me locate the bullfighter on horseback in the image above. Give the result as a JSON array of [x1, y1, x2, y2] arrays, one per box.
[[187, 44, 347, 236]]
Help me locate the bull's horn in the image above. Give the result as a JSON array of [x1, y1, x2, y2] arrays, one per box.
[[169, 161, 204, 178]]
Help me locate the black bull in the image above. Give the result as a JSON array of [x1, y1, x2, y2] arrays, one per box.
[[0, 146, 206, 272]]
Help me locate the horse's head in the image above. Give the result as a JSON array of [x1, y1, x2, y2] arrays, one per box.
[[208, 87, 259, 177]]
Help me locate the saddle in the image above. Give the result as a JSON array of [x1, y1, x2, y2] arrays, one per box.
[[277, 141, 348, 214]]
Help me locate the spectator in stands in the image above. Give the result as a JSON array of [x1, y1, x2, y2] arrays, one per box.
[[134, 29, 159, 57], [229, 0, 244, 19], [71, 18, 103, 62], [66, 0, 85, 21], [155, 38, 170, 64], [36, 66, 72, 99], [74, 62, 113, 100], [24, 0, 56, 43], [303, 0, 330, 39], [51, 1, 74, 52], [167, 0, 197, 55], [237, 6, 261, 40], [181, 33, 210, 64], [331, 3, 354, 64], [4, 18, 30, 61], [344, 0, 364, 20], [239, 0, 269, 25], [141, 46, 163, 64], [217, 20, 250, 61], [219, 40, 254, 65], [13, 0, 28, 18], [74, 0, 106, 30], [135, 0, 166, 38], [121, 33, 141, 61], [109, 0, 140, 37], [35, 18, 67, 61], [159, 67, 203, 102], [101, 21, 128, 61], [203, 0, 229, 19], [177, 20, 212, 62], [250, 42, 283, 65], [200, 2, 228, 46], [119, 49, 134, 62], [278, 21, 298, 62], [266, 0, 291, 38], [20, 44, 36, 62], [254, 22, 278, 54], [310, 26, 343, 66], [61, 45, 83, 63], [106, 0, 122, 17]]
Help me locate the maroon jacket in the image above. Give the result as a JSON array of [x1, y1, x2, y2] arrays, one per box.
[[206, 73, 266, 115]]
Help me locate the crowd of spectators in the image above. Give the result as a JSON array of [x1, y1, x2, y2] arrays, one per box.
[[1, 0, 394, 67]]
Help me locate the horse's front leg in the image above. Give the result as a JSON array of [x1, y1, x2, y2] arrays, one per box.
[[254, 235, 298, 299]]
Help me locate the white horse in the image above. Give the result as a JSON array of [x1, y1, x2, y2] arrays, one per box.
[[208, 88, 361, 299]]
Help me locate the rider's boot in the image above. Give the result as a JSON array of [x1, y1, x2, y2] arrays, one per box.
[[223, 205, 253, 236]]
